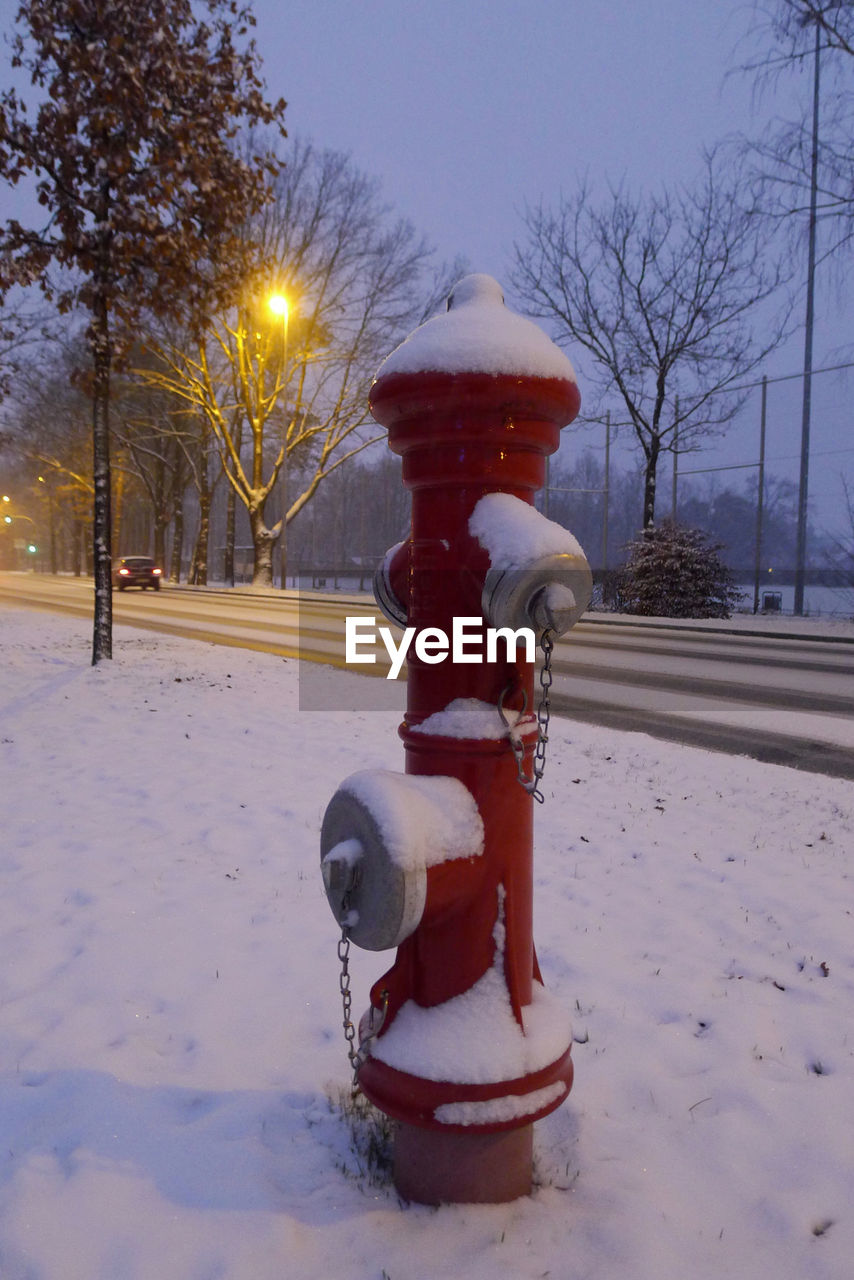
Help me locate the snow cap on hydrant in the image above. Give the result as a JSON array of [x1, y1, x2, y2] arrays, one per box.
[[320, 274, 591, 1205], [375, 272, 578, 381]]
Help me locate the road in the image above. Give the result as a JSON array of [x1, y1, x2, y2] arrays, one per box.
[[3, 571, 854, 778]]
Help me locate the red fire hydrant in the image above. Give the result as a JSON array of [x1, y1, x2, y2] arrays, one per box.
[[320, 274, 592, 1204]]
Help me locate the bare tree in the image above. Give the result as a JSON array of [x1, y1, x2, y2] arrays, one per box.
[[0, 293, 51, 404], [0, 0, 286, 660], [139, 140, 460, 586], [738, 1, 854, 261], [749, 1, 854, 58], [174, 414, 219, 586], [125, 330, 222, 585], [512, 153, 790, 527], [3, 342, 95, 573], [826, 473, 854, 600], [113, 383, 191, 576]]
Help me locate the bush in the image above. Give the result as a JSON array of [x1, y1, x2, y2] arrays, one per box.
[[616, 521, 744, 619]]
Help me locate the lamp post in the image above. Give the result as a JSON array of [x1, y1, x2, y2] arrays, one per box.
[[3, 498, 37, 531], [268, 292, 290, 589], [38, 475, 58, 574]]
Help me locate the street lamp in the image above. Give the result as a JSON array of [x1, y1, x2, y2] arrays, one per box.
[[5, 513, 36, 529], [268, 292, 289, 322], [268, 293, 290, 375], [268, 292, 290, 590]]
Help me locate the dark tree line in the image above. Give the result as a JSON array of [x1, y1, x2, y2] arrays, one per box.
[[541, 449, 808, 583]]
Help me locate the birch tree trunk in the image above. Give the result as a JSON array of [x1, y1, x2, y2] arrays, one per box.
[[91, 282, 113, 665]]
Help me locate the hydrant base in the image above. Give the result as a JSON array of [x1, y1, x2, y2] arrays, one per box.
[[393, 1121, 533, 1205]]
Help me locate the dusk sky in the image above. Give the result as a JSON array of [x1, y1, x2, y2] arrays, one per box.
[[252, 0, 851, 525], [255, 0, 769, 282], [1, 0, 851, 532]]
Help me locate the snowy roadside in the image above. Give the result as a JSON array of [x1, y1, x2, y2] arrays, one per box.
[[0, 603, 851, 1280], [168, 576, 854, 640], [586, 608, 854, 640]]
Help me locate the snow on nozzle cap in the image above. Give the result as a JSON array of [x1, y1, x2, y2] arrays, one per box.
[[373, 272, 578, 383]]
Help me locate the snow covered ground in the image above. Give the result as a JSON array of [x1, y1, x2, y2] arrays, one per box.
[[593, 607, 854, 639], [1, 602, 852, 1280]]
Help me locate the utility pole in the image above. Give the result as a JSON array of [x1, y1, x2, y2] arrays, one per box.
[[671, 398, 679, 523], [753, 377, 768, 615], [601, 412, 611, 575], [794, 17, 823, 615]]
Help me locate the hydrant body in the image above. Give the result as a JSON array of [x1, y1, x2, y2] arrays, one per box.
[[320, 276, 591, 1203]]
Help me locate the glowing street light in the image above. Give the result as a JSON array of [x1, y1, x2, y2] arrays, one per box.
[[268, 292, 289, 321], [268, 291, 291, 376], [268, 291, 290, 363]]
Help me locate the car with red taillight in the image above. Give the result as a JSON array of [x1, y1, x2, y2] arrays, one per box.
[[112, 556, 163, 590]]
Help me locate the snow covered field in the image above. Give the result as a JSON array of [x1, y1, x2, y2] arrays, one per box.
[[1, 602, 852, 1280]]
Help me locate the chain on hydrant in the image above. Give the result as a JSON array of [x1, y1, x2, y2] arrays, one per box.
[[336, 920, 360, 1090], [337, 905, 388, 1091], [499, 628, 555, 804]]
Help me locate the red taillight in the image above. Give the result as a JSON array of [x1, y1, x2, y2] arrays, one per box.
[[152, 568, 162, 575], [119, 568, 129, 576]]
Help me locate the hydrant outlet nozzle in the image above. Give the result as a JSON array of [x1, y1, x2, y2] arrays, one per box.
[[481, 553, 593, 638], [320, 770, 484, 953], [373, 541, 408, 628]]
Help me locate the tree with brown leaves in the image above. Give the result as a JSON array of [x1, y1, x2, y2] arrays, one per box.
[[0, 0, 286, 660]]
